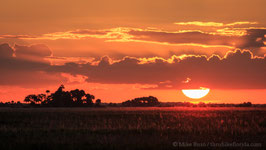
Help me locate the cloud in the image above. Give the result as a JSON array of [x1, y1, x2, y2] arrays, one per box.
[[0, 43, 13, 58], [175, 21, 224, 27], [14, 44, 52, 58], [127, 28, 266, 53], [69, 29, 109, 35], [13, 44, 53, 64], [238, 29, 266, 49], [0, 71, 67, 88], [0, 43, 265, 89], [51, 27, 264, 54], [174, 21, 258, 27], [226, 22, 258, 26], [0, 35, 37, 39], [1, 26, 265, 57], [49, 49, 265, 89], [128, 30, 236, 45], [0, 43, 67, 87]]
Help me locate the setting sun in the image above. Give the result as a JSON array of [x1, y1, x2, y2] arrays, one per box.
[[182, 88, 210, 99]]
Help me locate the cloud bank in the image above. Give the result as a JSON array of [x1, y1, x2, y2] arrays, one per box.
[[1, 43, 265, 89], [0, 44, 67, 87]]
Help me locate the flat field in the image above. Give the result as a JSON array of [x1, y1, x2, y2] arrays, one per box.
[[0, 107, 265, 150]]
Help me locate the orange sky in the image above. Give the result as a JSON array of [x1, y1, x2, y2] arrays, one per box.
[[0, 0, 265, 103]]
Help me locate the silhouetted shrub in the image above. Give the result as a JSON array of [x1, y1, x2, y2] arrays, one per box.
[[122, 96, 160, 107]]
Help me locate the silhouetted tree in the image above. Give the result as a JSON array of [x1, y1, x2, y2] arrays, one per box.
[[108, 103, 117, 107], [122, 96, 160, 107], [95, 99, 101, 107], [50, 85, 73, 107], [46, 90, 50, 95], [70, 89, 86, 106], [85, 94, 95, 106], [23, 85, 100, 107], [238, 102, 252, 107], [36, 94, 46, 104], [24, 94, 38, 104], [24, 96, 31, 104]]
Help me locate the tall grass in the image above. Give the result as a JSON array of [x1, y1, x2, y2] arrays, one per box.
[[0, 107, 265, 150]]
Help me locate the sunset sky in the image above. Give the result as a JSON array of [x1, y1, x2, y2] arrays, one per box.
[[0, 0, 265, 103]]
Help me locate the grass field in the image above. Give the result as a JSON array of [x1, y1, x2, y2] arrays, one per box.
[[0, 107, 265, 150]]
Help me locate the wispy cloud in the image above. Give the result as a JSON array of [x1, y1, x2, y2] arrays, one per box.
[[1, 24, 265, 57], [174, 21, 258, 27]]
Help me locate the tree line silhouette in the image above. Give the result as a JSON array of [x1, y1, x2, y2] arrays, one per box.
[[122, 96, 160, 107], [21, 85, 161, 107], [23, 85, 101, 107], [0, 85, 263, 108]]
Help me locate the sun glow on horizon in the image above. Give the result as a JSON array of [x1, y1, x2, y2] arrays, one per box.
[[182, 88, 210, 99]]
